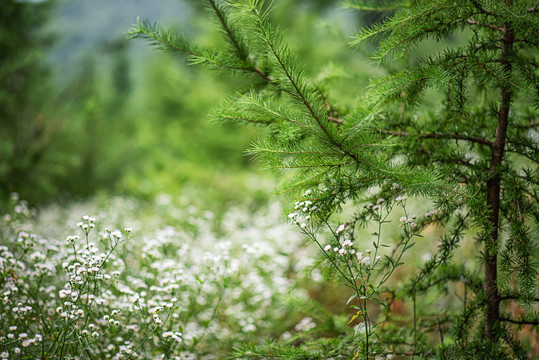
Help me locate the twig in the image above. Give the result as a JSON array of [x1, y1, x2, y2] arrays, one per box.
[[466, 18, 505, 32], [378, 129, 493, 147], [499, 317, 539, 326]]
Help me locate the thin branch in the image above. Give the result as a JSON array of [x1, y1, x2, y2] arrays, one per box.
[[466, 18, 505, 32], [499, 317, 539, 326], [468, 0, 495, 16], [516, 119, 537, 129], [378, 129, 494, 147], [500, 295, 539, 302], [323, 97, 343, 125], [207, 0, 272, 83]]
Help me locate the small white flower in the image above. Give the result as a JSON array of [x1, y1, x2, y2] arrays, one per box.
[[22, 339, 31, 347], [336, 224, 345, 234], [324, 244, 331, 251], [399, 216, 407, 222], [19, 333, 28, 339], [0, 351, 8, 358]]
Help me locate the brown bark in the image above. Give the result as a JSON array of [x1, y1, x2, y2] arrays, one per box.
[[484, 0, 514, 340]]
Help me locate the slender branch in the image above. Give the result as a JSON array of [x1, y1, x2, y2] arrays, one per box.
[[499, 317, 539, 326], [466, 18, 505, 32], [516, 119, 537, 129], [207, 0, 245, 59], [207, 0, 272, 83], [323, 97, 343, 125], [468, 0, 495, 16], [378, 129, 493, 147], [500, 295, 539, 302]]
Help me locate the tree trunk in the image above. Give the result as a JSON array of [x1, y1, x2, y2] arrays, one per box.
[[484, 1, 514, 339]]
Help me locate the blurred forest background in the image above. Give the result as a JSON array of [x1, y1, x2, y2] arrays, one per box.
[[0, 0, 382, 209]]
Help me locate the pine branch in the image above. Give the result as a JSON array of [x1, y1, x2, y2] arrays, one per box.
[[206, 0, 247, 60], [378, 129, 494, 147], [342, 0, 409, 11], [351, 0, 453, 45], [465, 18, 505, 32], [500, 296, 539, 302], [249, 6, 330, 135], [499, 317, 539, 326], [205, 0, 272, 82]]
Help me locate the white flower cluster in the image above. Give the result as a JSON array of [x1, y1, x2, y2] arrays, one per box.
[[324, 239, 383, 268], [294, 317, 316, 332], [0, 326, 42, 351], [362, 198, 385, 211], [77, 215, 96, 235], [395, 195, 407, 202], [288, 189, 320, 229], [399, 214, 418, 228]]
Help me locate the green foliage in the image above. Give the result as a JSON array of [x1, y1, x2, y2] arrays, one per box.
[[129, 0, 538, 358]]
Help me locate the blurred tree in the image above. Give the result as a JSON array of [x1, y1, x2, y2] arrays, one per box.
[[0, 0, 55, 205]]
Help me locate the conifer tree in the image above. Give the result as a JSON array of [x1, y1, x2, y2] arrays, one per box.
[[130, 0, 538, 358]]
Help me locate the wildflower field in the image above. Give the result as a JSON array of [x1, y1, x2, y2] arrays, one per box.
[[1, 193, 317, 359]]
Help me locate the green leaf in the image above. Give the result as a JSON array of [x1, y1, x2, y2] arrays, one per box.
[[404, 242, 416, 251], [348, 310, 362, 324]]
